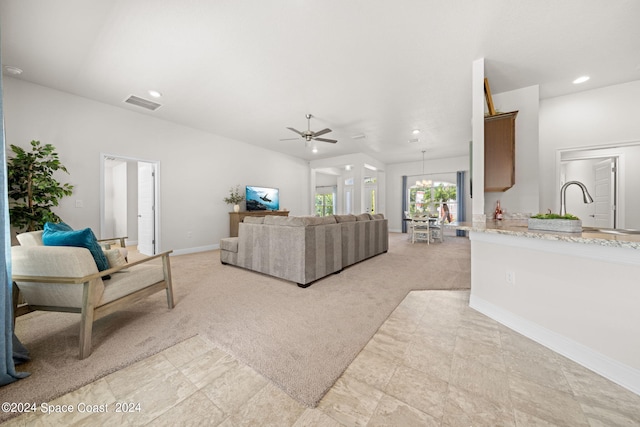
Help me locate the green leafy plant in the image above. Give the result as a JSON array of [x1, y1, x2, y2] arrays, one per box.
[[7, 140, 74, 232], [434, 183, 457, 203], [223, 185, 245, 205], [530, 213, 580, 220]]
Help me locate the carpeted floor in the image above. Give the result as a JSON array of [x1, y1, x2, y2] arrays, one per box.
[[2, 232, 470, 419]]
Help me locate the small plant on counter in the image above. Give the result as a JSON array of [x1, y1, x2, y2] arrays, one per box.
[[530, 213, 580, 220]]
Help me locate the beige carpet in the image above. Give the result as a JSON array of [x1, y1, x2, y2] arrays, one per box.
[[2, 232, 470, 418]]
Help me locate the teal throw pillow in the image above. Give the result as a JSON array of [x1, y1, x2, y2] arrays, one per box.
[[42, 223, 110, 272], [44, 221, 74, 232]]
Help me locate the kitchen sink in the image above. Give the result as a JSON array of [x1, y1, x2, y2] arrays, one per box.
[[582, 227, 640, 235]]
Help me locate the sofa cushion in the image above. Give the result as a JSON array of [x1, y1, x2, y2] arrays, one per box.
[[264, 215, 336, 227], [243, 216, 265, 224], [100, 264, 165, 305], [334, 214, 356, 223], [372, 213, 385, 219], [12, 246, 105, 308], [16, 230, 45, 247], [42, 224, 110, 272], [355, 213, 373, 221]]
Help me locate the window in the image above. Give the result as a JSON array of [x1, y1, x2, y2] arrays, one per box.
[[407, 181, 457, 221], [315, 193, 334, 216]]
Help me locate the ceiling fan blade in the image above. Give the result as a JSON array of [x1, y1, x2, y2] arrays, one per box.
[[312, 128, 332, 137], [314, 137, 338, 144], [286, 127, 304, 136], [279, 137, 301, 141]]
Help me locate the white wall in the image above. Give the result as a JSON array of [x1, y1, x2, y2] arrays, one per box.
[[4, 78, 310, 253], [315, 172, 338, 187], [472, 58, 485, 221], [385, 155, 470, 232], [103, 159, 128, 238], [539, 80, 640, 216], [485, 85, 540, 217], [127, 161, 139, 244], [470, 232, 640, 395]]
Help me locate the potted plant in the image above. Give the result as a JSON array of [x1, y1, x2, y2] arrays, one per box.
[[7, 140, 74, 232], [528, 212, 582, 233], [223, 185, 245, 212]]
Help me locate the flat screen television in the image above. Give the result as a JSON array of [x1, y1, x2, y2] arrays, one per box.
[[245, 185, 280, 211]]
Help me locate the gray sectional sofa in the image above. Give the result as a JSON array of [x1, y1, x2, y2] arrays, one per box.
[[220, 213, 388, 287]]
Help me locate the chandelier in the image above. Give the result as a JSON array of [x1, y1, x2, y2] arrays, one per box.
[[416, 150, 432, 187]]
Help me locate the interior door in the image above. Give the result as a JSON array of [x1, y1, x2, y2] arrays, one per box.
[[137, 162, 156, 255], [592, 158, 615, 228]]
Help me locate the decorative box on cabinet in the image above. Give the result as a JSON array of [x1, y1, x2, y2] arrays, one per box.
[[229, 211, 289, 237], [484, 111, 518, 192]]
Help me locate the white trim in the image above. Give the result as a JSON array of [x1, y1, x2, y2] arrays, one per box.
[[557, 139, 640, 155], [469, 294, 640, 396], [469, 230, 640, 267], [171, 244, 218, 256]]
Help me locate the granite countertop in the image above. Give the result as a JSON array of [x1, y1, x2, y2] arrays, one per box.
[[447, 220, 640, 250]]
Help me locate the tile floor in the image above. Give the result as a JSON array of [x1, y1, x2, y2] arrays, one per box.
[[3, 290, 639, 426]]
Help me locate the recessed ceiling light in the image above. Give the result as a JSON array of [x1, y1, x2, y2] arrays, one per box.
[[351, 133, 366, 140], [312, 147, 318, 154], [4, 66, 23, 75], [148, 90, 162, 98], [412, 129, 420, 135], [572, 76, 590, 84]]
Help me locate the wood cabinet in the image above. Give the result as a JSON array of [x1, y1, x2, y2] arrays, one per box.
[[484, 111, 518, 192], [228, 210, 289, 237]]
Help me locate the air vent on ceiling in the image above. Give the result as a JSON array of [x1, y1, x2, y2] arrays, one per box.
[[124, 95, 162, 111]]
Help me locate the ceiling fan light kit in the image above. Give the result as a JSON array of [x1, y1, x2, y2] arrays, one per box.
[[283, 114, 338, 144]]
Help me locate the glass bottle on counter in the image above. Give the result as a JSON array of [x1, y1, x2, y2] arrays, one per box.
[[495, 200, 503, 220]]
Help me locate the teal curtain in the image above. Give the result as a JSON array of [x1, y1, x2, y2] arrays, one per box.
[[1, 41, 30, 386]]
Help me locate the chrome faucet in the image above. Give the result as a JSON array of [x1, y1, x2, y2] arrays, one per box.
[[560, 181, 594, 216]]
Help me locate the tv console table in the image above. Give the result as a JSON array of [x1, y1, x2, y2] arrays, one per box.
[[229, 211, 289, 237]]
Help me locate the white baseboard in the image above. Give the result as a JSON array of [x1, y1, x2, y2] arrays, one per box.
[[470, 294, 640, 397], [170, 244, 218, 256]]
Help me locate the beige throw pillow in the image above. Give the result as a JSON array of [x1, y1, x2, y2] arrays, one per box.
[[103, 248, 127, 269]]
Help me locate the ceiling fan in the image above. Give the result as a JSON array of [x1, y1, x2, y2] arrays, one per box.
[[281, 114, 337, 144]]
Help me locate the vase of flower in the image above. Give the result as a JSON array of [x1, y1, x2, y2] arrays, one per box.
[[224, 185, 245, 212]]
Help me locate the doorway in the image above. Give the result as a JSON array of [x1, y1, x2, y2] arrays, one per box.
[[100, 154, 160, 255], [561, 157, 617, 228]]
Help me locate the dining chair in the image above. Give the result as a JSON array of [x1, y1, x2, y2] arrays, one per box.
[[411, 214, 431, 244], [405, 211, 414, 240], [429, 215, 444, 243]]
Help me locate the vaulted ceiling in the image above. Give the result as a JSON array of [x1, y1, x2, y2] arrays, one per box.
[[2, 0, 639, 164]]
